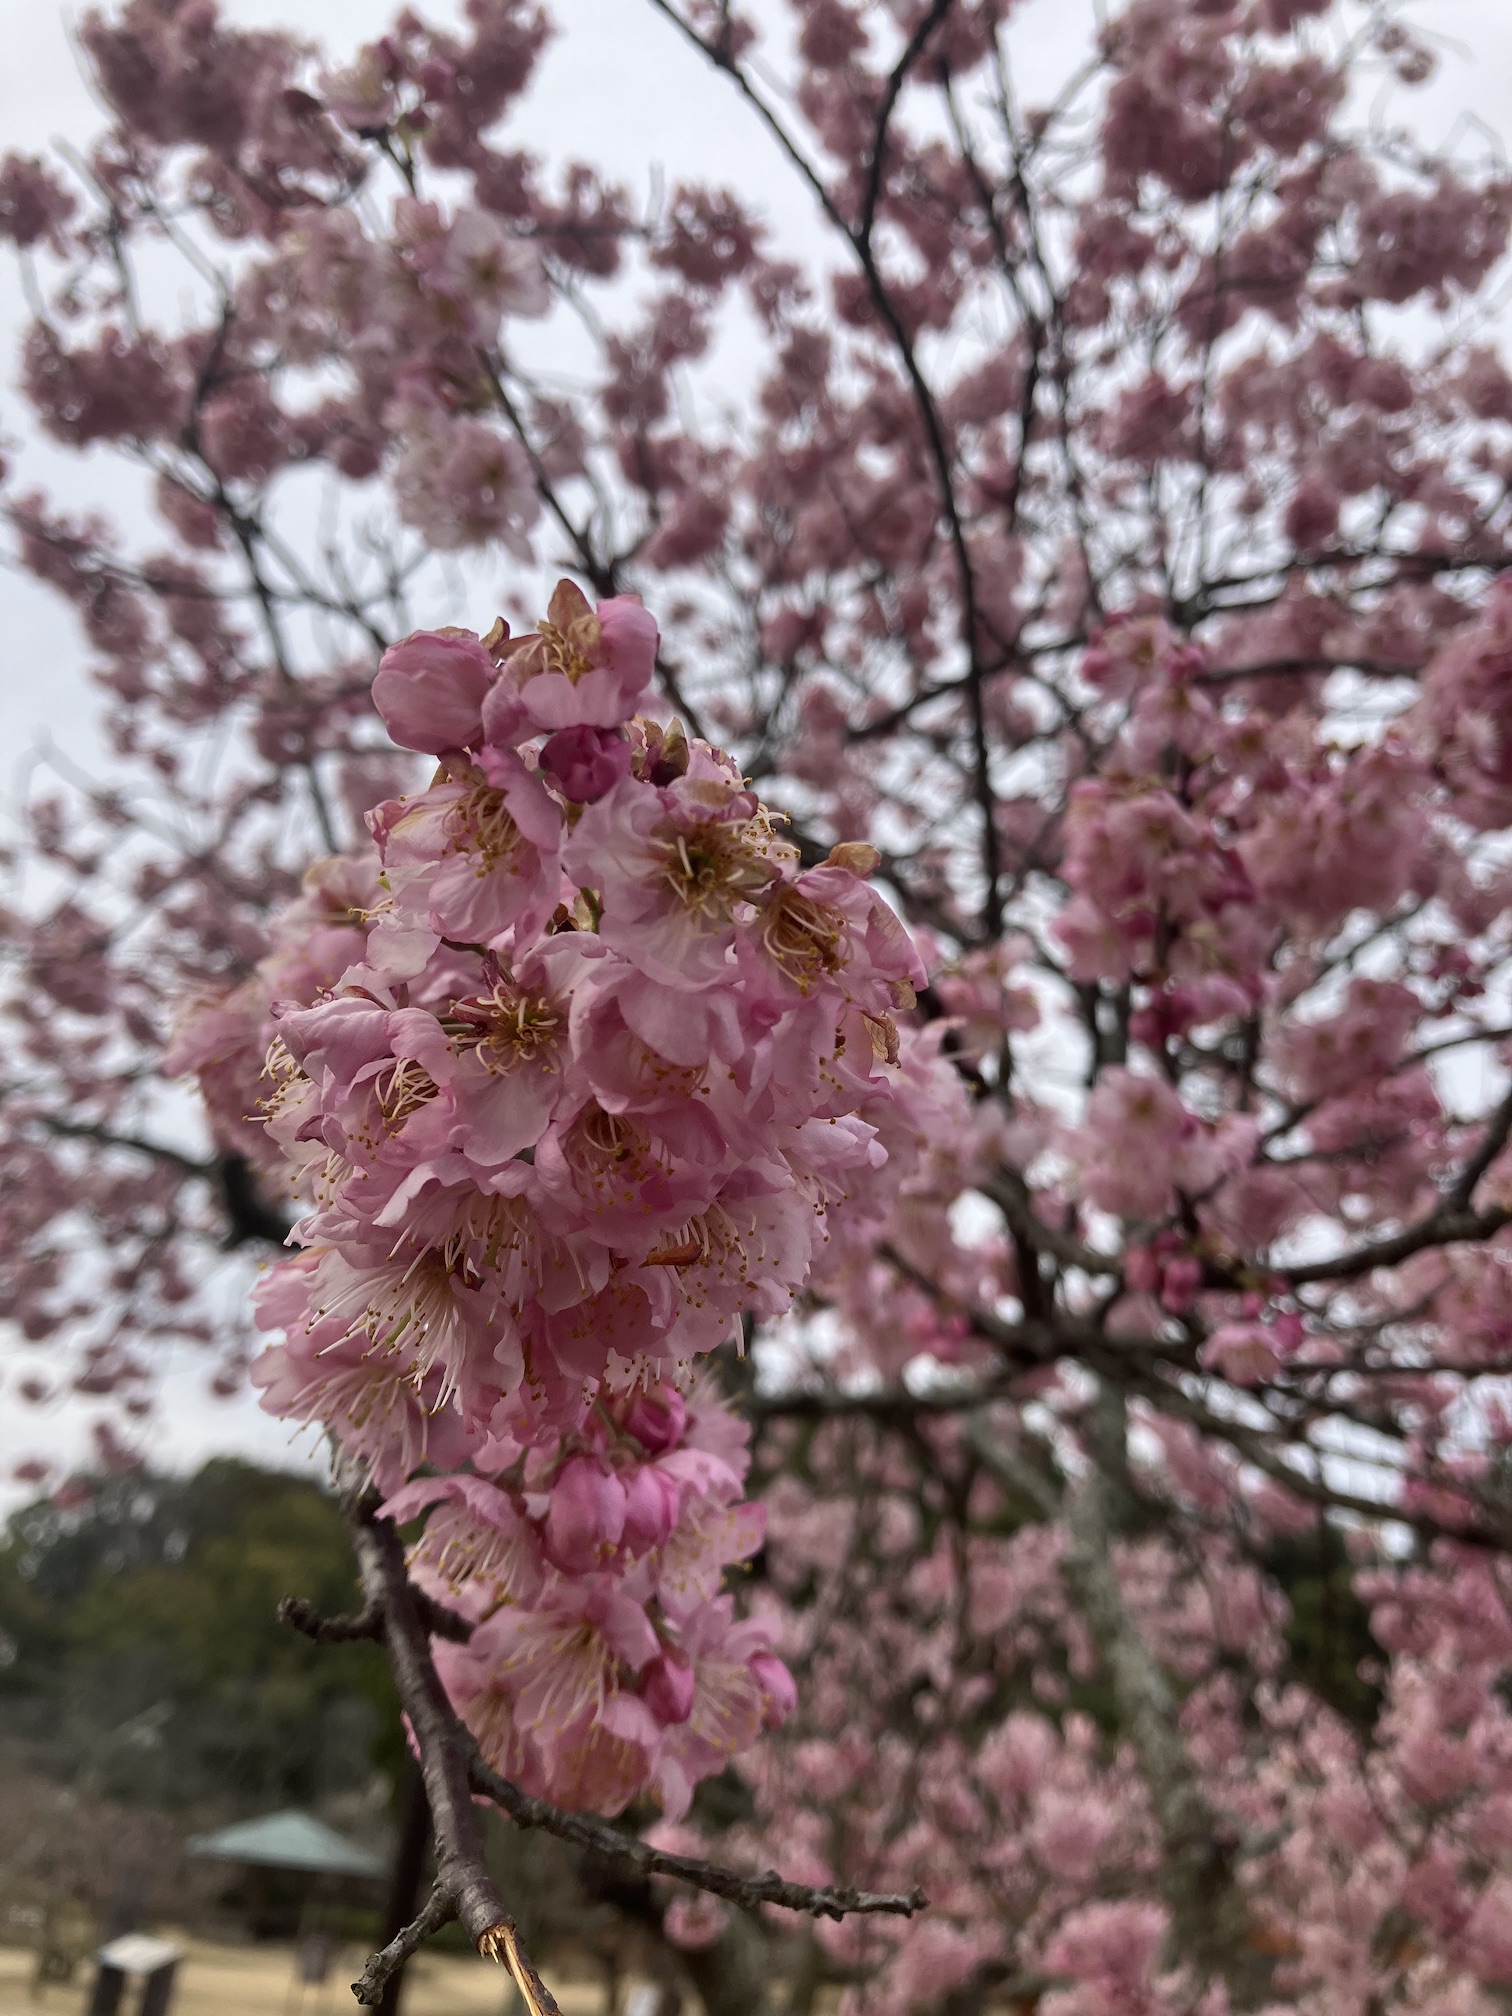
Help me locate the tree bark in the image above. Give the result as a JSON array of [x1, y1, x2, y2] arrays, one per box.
[[375, 1760, 432, 2016]]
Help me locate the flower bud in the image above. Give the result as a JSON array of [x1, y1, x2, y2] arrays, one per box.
[[622, 1464, 681, 1554], [641, 1651, 697, 1726], [540, 724, 631, 804], [372, 628, 494, 753], [545, 1455, 627, 1572], [623, 1385, 687, 1454]]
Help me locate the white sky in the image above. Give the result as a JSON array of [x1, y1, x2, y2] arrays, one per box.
[[1, 0, 1511, 1500]]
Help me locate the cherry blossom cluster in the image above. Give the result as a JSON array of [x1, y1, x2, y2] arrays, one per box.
[[192, 581, 927, 1814]]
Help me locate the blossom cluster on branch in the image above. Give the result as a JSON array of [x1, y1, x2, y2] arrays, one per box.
[[174, 581, 939, 1819]]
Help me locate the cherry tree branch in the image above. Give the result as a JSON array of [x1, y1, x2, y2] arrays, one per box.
[[749, 1377, 1018, 1423], [1281, 1202, 1511, 1286], [345, 1507, 558, 2009], [277, 1594, 382, 1643], [980, 1167, 1123, 1278], [32, 1119, 292, 1248], [857, 0, 956, 252], [1448, 1080, 1512, 1211], [350, 1884, 456, 2005], [640, 0, 1005, 934], [466, 1752, 927, 1922], [34, 1112, 210, 1177]]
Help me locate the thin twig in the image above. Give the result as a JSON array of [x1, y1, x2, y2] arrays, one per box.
[[277, 1594, 381, 1644], [857, 0, 956, 251], [350, 1884, 456, 2007], [466, 1751, 928, 1922]]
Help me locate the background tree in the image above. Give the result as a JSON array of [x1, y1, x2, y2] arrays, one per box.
[[0, 1458, 396, 1811], [7, 0, 1512, 2010]]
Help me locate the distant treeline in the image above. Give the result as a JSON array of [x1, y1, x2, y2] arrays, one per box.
[[0, 1458, 400, 1813]]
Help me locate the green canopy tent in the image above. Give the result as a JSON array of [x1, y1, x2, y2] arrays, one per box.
[[187, 1811, 386, 1941]]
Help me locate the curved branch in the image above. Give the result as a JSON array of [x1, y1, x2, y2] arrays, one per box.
[[639, 0, 1004, 934], [277, 1594, 381, 1644], [1449, 1081, 1512, 1212], [35, 1112, 210, 1178]]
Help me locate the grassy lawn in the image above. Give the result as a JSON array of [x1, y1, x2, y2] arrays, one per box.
[[0, 1935, 606, 2016]]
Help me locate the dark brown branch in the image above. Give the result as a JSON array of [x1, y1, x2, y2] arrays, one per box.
[[1449, 1081, 1512, 1211], [280, 1586, 473, 1646], [216, 1153, 296, 1248], [34, 1117, 295, 1250], [1281, 1203, 1511, 1286], [979, 1168, 1123, 1278], [1126, 1372, 1509, 1551], [641, 0, 1004, 936], [347, 1506, 561, 2011], [37, 1112, 210, 1178], [857, 0, 956, 252], [466, 1751, 927, 1922], [411, 1590, 476, 1643], [748, 1377, 1016, 1422], [278, 1594, 381, 1643], [351, 1884, 456, 2007], [1192, 653, 1424, 688]]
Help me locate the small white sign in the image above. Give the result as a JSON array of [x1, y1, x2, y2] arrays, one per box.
[[96, 1936, 184, 1975]]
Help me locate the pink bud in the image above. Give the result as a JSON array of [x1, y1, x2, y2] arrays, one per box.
[[545, 1456, 626, 1572], [750, 1653, 797, 1728], [597, 593, 659, 687], [622, 1464, 681, 1554], [372, 628, 494, 753], [641, 1651, 697, 1726], [540, 724, 632, 804], [623, 1385, 687, 1454]]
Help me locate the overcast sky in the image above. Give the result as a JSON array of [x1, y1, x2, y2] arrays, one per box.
[[1, 0, 1511, 1500]]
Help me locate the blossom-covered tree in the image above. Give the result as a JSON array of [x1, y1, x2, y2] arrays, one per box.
[[7, 0, 1512, 2009]]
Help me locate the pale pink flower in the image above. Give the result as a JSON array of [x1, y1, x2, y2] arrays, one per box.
[[484, 579, 658, 739], [368, 751, 562, 962]]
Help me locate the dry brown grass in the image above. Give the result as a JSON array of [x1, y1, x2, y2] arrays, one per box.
[[0, 1936, 606, 2016]]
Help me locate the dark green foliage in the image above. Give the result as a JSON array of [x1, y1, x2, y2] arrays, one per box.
[[0, 1458, 400, 1811]]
